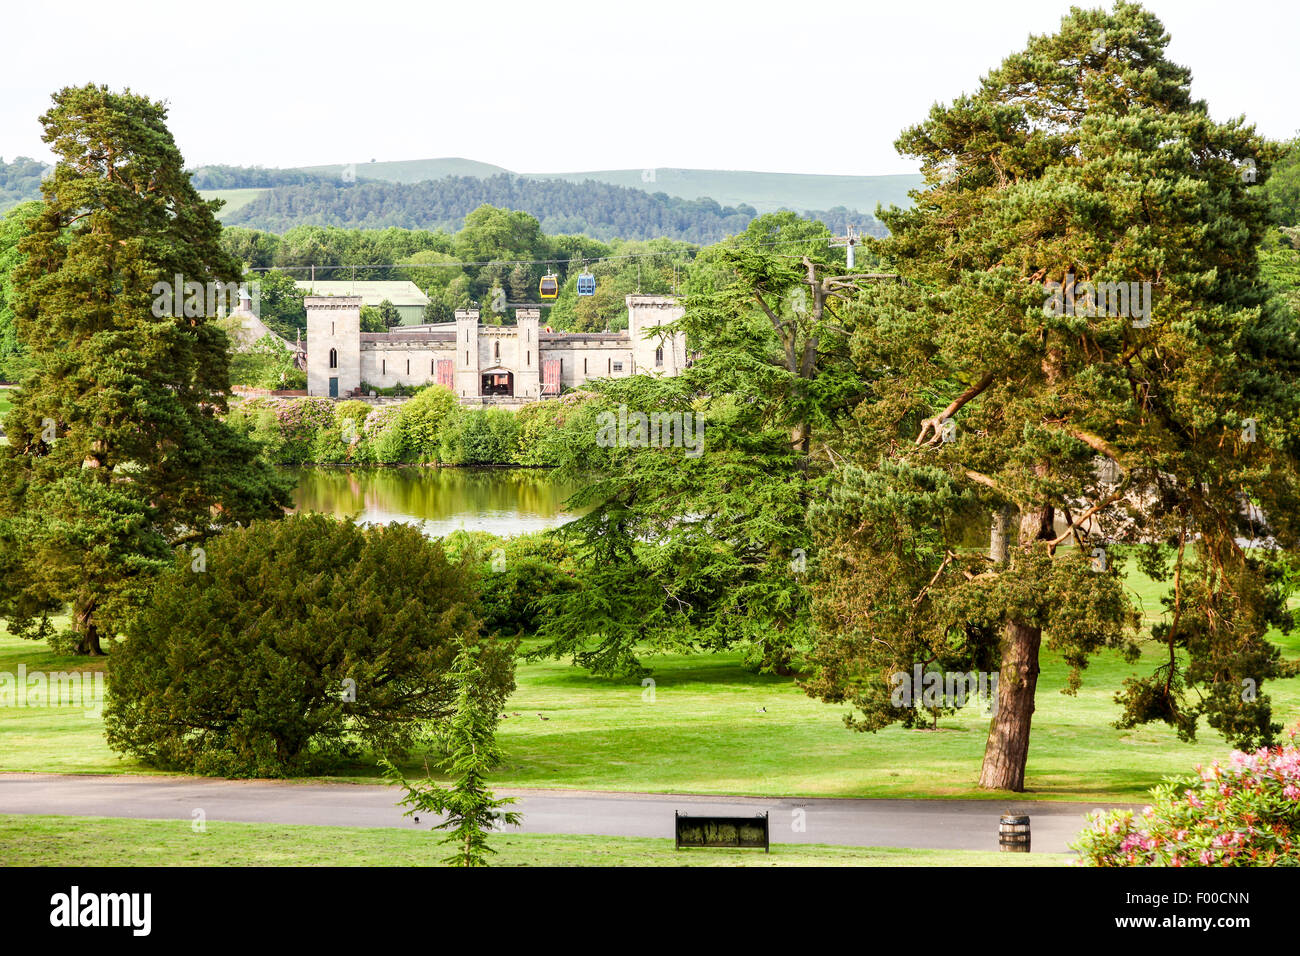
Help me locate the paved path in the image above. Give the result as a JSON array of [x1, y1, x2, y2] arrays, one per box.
[[0, 772, 1139, 853]]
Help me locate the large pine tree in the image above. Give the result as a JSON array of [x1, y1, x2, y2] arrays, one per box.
[[0, 85, 291, 654], [806, 3, 1300, 790]]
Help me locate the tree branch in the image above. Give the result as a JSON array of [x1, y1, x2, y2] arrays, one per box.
[[916, 370, 997, 445]]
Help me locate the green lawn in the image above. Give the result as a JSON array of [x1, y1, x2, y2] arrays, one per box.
[[0, 388, 11, 444], [3, 560, 1297, 801], [0, 814, 1069, 867], [198, 188, 267, 219]]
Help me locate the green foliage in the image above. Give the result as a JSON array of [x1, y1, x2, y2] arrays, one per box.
[[513, 393, 597, 466], [226, 175, 770, 244], [104, 514, 514, 777], [0, 158, 50, 212], [228, 333, 304, 390], [0, 85, 291, 655], [230, 397, 335, 463], [392, 385, 459, 461], [376, 298, 401, 328], [381, 638, 521, 867], [0, 201, 39, 382], [442, 530, 579, 638], [529, 212, 868, 676], [1261, 137, 1300, 227], [251, 269, 307, 339], [802, 461, 1005, 730], [439, 407, 518, 465], [808, 2, 1300, 787]]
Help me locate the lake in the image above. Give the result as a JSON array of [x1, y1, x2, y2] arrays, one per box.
[[288, 466, 585, 538]]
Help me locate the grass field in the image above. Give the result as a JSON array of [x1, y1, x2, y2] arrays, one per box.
[[0, 814, 1068, 867], [0, 387, 10, 446], [198, 188, 267, 219], [3, 562, 1297, 801]]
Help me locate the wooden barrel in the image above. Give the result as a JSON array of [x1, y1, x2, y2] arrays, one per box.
[[999, 813, 1030, 852]]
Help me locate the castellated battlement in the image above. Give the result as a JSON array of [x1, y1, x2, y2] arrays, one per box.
[[305, 295, 687, 402]]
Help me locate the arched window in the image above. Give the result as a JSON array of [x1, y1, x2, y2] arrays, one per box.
[[655, 346, 664, 367], [329, 348, 338, 369], [494, 341, 500, 361]]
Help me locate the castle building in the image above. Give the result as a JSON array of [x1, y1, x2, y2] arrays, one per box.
[[306, 294, 687, 401]]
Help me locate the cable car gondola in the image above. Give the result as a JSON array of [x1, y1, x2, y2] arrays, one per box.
[[539, 273, 559, 299], [576, 271, 596, 297]]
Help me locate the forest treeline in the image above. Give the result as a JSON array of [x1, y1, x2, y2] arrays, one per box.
[[189, 165, 358, 190], [222, 173, 882, 242]]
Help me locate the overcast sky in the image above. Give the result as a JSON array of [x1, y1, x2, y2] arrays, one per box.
[[2, 0, 1295, 176]]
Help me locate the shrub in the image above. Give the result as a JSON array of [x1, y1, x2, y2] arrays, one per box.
[[443, 530, 579, 637], [1073, 729, 1300, 866], [514, 392, 599, 466], [103, 514, 516, 777], [334, 399, 371, 431], [232, 397, 335, 463], [365, 386, 459, 463], [399, 385, 460, 461], [441, 408, 519, 465], [228, 333, 303, 389], [360, 381, 429, 397], [311, 399, 372, 463]]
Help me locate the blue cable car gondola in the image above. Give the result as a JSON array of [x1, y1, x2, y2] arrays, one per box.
[[539, 273, 559, 299], [576, 272, 596, 297]]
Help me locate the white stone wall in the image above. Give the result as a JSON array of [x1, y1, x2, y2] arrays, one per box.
[[627, 295, 687, 376], [538, 344, 631, 388], [306, 297, 362, 397], [360, 345, 455, 390], [454, 309, 480, 398], [513, 309, 541, 399]]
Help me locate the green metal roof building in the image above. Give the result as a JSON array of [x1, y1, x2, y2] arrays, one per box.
[[293, 280, 430, 325]]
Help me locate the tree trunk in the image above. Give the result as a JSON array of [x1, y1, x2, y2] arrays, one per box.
[[789, 422, 810, 456], [989, 505, 1015, 564], [978, 505, 1049, 791], [72, 594, 104, 656], [978, 618, 1041, 790]]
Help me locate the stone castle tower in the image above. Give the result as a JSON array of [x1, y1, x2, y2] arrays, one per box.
[[306, 296, 361, 397]]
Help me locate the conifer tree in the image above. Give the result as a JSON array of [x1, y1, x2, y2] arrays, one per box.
[[382, 640, 520, 867], [807, 3, 1300, 789], [0, 85, 291, 654]]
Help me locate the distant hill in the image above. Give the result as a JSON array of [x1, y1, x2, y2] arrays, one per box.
[[223, 174, 885, 243], [0, 157, 47, 214], [296, 157, 512, 184], [289, 156, 921, 216], [528, 167, 921, 215], [3, 154, 919, 239]]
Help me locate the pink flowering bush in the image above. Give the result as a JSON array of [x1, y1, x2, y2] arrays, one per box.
[[232, 397, 336, 463], [1073, 726, 1300, 866]]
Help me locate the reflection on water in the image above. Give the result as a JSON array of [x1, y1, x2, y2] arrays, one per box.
[[289, 467, 585, 538], [290, 466, 1019, 547]]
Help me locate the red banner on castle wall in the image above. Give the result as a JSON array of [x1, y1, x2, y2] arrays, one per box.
[[542, 358, 561, 395]]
